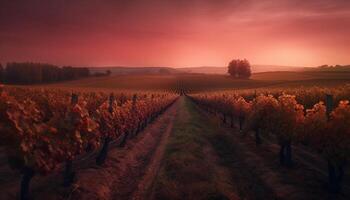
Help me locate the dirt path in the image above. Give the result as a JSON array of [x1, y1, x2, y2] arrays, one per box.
[[150, 96, 348, 200], [129, 104, 176, 200], [150, 97, 274, 200]]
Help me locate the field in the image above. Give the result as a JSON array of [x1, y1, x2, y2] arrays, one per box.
[[28, 70, 350, 92], [1, 71, 350, 200]]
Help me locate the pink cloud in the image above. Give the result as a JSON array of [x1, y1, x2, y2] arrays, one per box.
[[0, 0, 349, 67]]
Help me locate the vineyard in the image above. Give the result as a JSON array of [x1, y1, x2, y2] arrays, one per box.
[[2, 0, 350, 198], [189, 86, 350, 195], [1, 75, 350, 200], [0, 85, 177, 199]]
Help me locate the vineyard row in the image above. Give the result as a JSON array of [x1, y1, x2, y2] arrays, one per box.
[[0, 86, 178, 199], [189, 92, 350, 193]]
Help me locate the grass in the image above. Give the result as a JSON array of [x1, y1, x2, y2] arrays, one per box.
[[252, 71, 350, 81], [206, 128, 275, 200], [153, 98, 275, 199], [152, 97, 227, 199], [152, 97, 275, 200], [29, 74, 179, 92]]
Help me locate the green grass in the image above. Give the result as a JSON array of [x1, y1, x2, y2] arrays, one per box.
[[153, 97, 227, 199]]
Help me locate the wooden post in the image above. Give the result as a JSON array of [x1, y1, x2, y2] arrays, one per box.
[[63, 160, 75, 187], [252, 90, 257, 103], [71, 93, 78, 105], [63, 93, 78, 186], [20, 167, 35, 200], [325, 94, 341, 193], [326, 94, 333, 120], [109, 93, 115, 113], [96, 137, 111, 165], [96, 93, 115, 165], [132, 94, 137, 110]]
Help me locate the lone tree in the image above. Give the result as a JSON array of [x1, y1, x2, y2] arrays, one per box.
[[228, 59, 252, 79]]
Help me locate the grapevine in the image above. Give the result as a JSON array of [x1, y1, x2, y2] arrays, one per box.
[[0, 86, 177, 199]]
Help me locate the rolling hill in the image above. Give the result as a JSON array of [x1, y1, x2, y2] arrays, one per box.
[[90, 65, 305, 76]]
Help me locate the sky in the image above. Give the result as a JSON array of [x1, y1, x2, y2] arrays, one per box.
[[0, 0, 350, 68]]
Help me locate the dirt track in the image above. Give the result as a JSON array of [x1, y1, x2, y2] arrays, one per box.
[[70, 97, 180, 200]]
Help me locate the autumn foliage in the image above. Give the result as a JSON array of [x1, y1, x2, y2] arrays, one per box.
[[304, 100, 350, 192], [0, 86, 177, 199], [190, 90, 350, 192]]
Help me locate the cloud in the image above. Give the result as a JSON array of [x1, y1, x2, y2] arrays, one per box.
[[0, 0, 349, 66]]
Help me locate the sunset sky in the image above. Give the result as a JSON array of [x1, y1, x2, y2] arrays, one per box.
[[0, 0, 349, 68]]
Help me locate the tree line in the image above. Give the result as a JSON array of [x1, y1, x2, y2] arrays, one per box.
[[316, 64, 350, 71], [0, 62, 90, 84]]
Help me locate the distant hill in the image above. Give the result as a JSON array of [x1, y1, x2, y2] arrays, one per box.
[[89, 64, 349, 76], [176, 65, 304, 74], [176, 66, 227, 74]]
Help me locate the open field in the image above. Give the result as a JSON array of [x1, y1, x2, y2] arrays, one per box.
[[21, 71, 350, 93]]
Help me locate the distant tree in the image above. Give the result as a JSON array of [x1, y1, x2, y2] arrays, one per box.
[[316, 64, 350, 72], [4, 62, 90, 84], [42, 64, 61, 82], [237, 59, 251, 78], [228, 59, 239, 78], [228, 59, 252, 79], [106, 70, 112, 76], [5, 62, 39, 83], [318, 65, 329, 69]]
